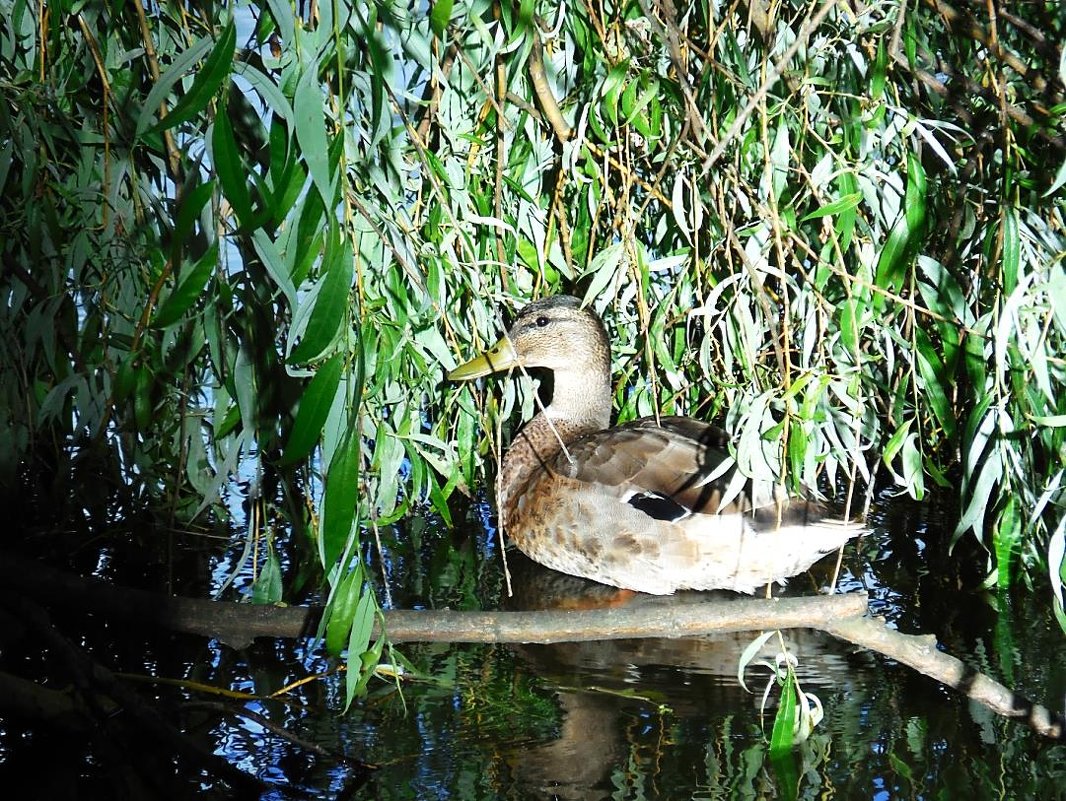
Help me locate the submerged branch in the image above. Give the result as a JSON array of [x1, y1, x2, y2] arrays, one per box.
[[826, 615, 1064, 740], [4, 552, 1062, 740]]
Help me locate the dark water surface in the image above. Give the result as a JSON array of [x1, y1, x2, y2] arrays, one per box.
[[3, 487, 1064, 800]]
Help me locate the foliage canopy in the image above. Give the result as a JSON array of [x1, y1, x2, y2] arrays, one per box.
[[1, 0, 1064, 694]]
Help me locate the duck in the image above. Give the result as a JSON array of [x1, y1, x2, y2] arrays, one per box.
[[448, 295, 864, 594]]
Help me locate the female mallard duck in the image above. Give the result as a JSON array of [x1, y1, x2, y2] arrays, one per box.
[[449, 295, 864, 594]]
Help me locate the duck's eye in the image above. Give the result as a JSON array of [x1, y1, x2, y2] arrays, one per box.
[[535, 316, 550, 328]]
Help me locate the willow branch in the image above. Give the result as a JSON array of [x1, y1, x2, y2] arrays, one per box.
[[528, 34, 571, 141]]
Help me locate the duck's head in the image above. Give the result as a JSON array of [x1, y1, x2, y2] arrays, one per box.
[[448, 295, 611, 381]]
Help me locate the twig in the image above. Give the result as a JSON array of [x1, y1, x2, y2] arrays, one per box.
[[528, 34, 571, 141], [699, 0, 839, 177]]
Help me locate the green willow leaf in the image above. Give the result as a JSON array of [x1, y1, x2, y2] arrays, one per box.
[[135, 34, 214, 135], [251, 546, 284, 605], [904, 154, 928, 231], [770, 667, 798, 755], [883, 419, 912, 467], [212, 103, 259, 231], [995, 496, 1021, 589], [326, 563, 362, 656], [153, 242, 218, 328], [294, 60, 335, 209], [251, 228, 297, 308], [914, 326, 956, 439], [874, 154, 927, 310], [234, 60, 294, 124], [955, 451, 1003, 544], [430, 0, 453, 38], [902, 432, 925, 500], [170, 179, 215, 263], [624, 74, 659, 125], [141, 19, 236, 137], [322, 428, 360, 570], [343, 590, 378, 708], [839, 296, 863, 354], [289, 229, 353, 364], [787, 425, 807, 484], [281, 353, 344, 467], [836, 172, 859, 250], [1002, 207, 1020, 294], [601, 62, 629, 127], [872, 212, 911, 309], [800, 191, 862, 222]]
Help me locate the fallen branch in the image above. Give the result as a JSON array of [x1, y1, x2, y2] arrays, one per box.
[[3, 552, 1062, 740], [0, 552, 864, 647], [381, 593, 867, 643]]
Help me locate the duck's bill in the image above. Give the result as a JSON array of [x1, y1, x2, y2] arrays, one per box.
[[448, 335, 519, 380]]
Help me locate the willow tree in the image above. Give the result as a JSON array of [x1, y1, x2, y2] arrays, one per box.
[[1, 0, 1063, 696]]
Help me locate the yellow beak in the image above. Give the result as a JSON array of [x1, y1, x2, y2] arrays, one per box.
[[448, 335, 520, 380]]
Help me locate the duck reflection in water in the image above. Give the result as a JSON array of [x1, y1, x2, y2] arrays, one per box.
[[498, 553, 865, 800]]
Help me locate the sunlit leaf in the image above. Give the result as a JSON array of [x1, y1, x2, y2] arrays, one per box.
[[737, 630, 778, 693], [430, 0, 454, 39], [955, 449, 1002, 545], [294, 59, 335, 209], [901, 432, 925, 500], [1002, 206, 1020, 294], [769, 666, 798, 755], [343, 589, 379, 708], [995, 496, 1020, 589], [801, 191, 862, 222]]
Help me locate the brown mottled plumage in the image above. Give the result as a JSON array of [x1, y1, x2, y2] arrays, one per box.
[[449, 295, 864, 594]]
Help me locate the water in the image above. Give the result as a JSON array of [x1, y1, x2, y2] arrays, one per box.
[[3, 487, 1064, 800]]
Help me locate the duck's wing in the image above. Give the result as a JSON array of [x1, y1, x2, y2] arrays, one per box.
[[552, 416, 756, 522]]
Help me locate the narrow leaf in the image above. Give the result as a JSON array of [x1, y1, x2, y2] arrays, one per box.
[[770, 667, 798, 755], [294, 61, 335, 208], [325, 564, 362, 655], [914, 326, 956, 439], [136, 35, 214, 135], [251, 546, 283, 605], [170, 180, 216, 264], [322, 428, 361, 570], [212, 104, 257, 230], [1002, 207, 1019, 294], [800, 191, 862, 222], [289, 228, 353, 364], [252, 228, 297, 307], [343, 590, 378, 708], [281, 353, 344, 466], [737, 630, 778, 693], [141, 19, 236, 136], [153, 243, 219, 328]]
